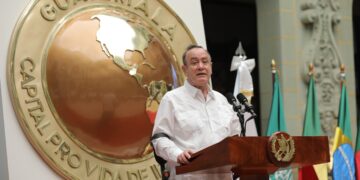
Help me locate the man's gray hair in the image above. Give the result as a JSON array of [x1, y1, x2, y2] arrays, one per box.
[[182, 44, 211, 65]]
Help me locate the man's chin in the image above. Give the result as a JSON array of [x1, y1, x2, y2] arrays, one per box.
[[193, 79, 209, 87]]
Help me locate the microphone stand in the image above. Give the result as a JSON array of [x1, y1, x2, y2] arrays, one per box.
[[233, 108, 246, 180], [235, 107, 258, 137], [237, 110, 246, 137], [225, 93, 248, 137], [232, 105, 246, 137]]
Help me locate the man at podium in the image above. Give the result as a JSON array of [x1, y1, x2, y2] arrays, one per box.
[[152, 45, 241, 179]]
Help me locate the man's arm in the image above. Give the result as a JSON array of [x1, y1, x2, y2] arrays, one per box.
[[152, 96, 183, 163], [152, 137, 184, 163]]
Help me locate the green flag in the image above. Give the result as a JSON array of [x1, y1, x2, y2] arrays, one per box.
[[267, 72, 292, 180], [332, 84, 353, 152], [299, 75, 327, 179], [303, 75, 322, 136], [266, 72, 287, 135], [332, 84, 355, 179], [338, 84, 352, 140]]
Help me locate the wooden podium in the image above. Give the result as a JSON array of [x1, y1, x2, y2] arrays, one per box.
[[176, 133, 329, 179]]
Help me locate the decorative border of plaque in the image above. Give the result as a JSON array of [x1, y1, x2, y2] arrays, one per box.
[[7, 0, 195, 179]]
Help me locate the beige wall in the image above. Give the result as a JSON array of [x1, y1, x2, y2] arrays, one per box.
[[256, 0, 356, 141]]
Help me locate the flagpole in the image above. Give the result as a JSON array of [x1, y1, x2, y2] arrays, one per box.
[[267, 59, 294, 179], [299, 63, 329, 179], [332, 63, 356, 179]]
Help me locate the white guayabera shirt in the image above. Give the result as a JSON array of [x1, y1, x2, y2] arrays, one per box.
[[152, 80, 241, 180]]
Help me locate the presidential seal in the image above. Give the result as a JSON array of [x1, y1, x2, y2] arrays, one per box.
[[267, 132, 296, 167], [7, 0, 195, 179]]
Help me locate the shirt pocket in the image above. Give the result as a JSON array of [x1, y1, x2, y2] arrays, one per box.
[[212, 108, 232, 136], [175, 110, 204, 134]]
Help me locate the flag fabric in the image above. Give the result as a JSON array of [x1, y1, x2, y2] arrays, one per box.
[[355, 113, 360, 180], [298, 75, 328, 180], [266, 72, 292, 180], [266, 72, 287, 135], [232, 60, 258, 137], [230, 42, 257, 136], [231, 58, 255, 98], [332, 84, 355, 179]]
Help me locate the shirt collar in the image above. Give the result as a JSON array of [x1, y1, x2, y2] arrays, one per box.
[[184, 80, 215, 100]]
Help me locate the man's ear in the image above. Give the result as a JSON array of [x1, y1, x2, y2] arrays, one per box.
[[181, 65, 187, 73]]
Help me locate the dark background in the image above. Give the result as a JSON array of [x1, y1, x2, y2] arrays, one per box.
[[354, 1, 360, 127], [200, 0, 260, 133]]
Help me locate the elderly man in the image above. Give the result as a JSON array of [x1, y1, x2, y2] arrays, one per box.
[[152, 45, 240, 179]]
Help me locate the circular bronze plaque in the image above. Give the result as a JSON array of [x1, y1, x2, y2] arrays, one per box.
[[7, 0, 195, 179]]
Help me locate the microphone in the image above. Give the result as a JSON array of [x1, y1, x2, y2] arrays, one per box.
[[225, 93, 241, 112], [226, 93, 246, 136], [236, 93, 257, 117]]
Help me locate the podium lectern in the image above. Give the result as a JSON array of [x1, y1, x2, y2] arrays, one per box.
[[176, 134, 329, 179]]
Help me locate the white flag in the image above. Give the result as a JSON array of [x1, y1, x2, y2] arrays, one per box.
[[230, 42, 258, 136]]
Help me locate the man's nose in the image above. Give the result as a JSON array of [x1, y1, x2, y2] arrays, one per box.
[[197, 62, 205, 68]]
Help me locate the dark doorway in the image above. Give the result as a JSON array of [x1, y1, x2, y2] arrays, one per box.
[[200, 0, 261, 134], [354, 1, 360, 123]]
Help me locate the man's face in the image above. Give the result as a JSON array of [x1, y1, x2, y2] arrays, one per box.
[[182, 47, 212, 89]]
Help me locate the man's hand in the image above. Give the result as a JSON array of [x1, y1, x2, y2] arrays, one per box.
[[177, 150, 193, 165]]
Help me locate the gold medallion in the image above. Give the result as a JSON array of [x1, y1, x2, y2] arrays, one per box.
[[7, 0, 195, 179]]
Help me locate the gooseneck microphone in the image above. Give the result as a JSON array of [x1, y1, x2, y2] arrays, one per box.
[[236, 93, 257, 118], [225, 93, 241, 112], [225, 93, 246, 136]]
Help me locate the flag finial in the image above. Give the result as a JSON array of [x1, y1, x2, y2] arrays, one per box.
[[340, 64, 346, 82], [271, 59, 276, 74], [308, 63, 314, 76], [340, 64, 345, 73]]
